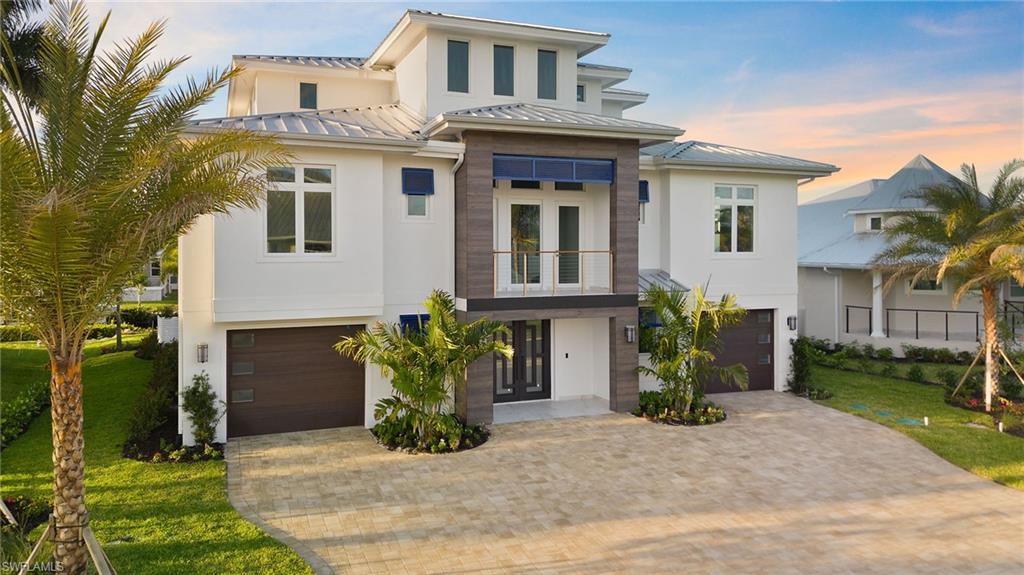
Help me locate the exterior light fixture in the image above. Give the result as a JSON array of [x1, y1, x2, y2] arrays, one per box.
[[197, 343, 209, 363], [625, 325, 636, 343], [787, 315, 798, 331]]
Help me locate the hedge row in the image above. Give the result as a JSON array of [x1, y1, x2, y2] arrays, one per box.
[[0, 380, 49, 448], [0, 323, 132, 342]]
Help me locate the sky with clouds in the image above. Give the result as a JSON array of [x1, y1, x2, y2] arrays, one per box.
[[82, 1, 1023, 200]]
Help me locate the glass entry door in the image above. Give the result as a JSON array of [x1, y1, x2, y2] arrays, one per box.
[[493, 320, 551, 403], [510, 204, 541, 285]]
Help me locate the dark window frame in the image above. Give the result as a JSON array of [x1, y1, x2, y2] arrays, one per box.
[[299, 82, 317, 109]]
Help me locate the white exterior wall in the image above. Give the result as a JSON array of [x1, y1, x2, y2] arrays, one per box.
[[423, 31, 580, 118], [643, 168, 803, 391], [797, 266, 842, 343], [178, 146, 456, 443], [252, 70, 393, 115], [393, 36, 429, 118], [552, 318, 609, 400]]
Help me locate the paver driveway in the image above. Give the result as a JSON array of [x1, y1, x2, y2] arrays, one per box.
[[226, 392, 1024, 574]]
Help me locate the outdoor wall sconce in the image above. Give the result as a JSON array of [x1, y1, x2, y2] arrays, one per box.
[[787, 315, 798, 331], [625, 325, 636, 343], [197, 343, 209, 364]]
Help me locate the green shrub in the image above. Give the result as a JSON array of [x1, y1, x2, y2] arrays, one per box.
[[842, 342, 865, 359], [150, 342, 178, 397], [932, 347, 957, 364], [0, 380, 50, 448], [181, 372, 224, 445], [906, 364, 926, 383], [118, 307, 157, 328], [875, 347, 894, 361], [0, 325, 34, 342], [633, 390, 726, 425], [133, 331, 160, 359], [861, 343, 876, 359], [880, 363, 898, 378], [371, 410, 488, 453], [125, 385, 173, 444], [956, 350, 975, 365], [936, 368, 960, 388], [787, 337, 813, 394]]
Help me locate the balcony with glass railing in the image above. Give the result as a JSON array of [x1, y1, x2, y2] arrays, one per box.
[[492, 249, 613, 297]]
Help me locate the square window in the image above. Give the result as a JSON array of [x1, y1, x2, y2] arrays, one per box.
[[714, 186, 733, 200], [448, 40, 469, 93], [758, 311, 772, 323], [231, 361, 254, 376], [870, 216, 883, 231], [231, 389, 254, 403], [736, 187, 755, 200], [576, 84, 585, 102], [758, 354, 772, 365], [267, 167, 296, 183], [407, 195, 428, 217], [299, 82, 317, 109], [303, 167, 332, 184], [758, 333, 771, 344]]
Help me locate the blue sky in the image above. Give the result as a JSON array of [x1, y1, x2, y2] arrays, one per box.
[[86, 1, 1023, 198]]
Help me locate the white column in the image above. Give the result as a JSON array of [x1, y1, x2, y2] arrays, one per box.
[[871, 270, 886, 338]]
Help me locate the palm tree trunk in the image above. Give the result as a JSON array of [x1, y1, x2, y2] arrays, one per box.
[[49, 348, 88, 574], [980, 286, 1000, 413]]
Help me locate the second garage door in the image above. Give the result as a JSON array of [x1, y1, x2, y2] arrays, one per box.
[[708, 309, 774, 393], [226, 325, 364, 437]]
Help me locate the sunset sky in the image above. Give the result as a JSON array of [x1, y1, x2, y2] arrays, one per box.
[[85, 1, 1024, 201]]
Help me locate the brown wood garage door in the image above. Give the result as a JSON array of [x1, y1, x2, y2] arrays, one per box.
[[708, 309, 774, 393], [226, 325, 364, 437]]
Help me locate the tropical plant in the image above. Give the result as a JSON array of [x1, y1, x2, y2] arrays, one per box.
[[336, 290, 512, 451], [874, 160, 1024, 411], [180, 372, 224, 446], [0, 2, 286, 570], [638, 285, 749, 417], [0, 0, 43, 103]]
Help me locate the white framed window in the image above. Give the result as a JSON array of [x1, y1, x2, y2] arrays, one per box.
[[713, 184, 755, 253], [149, 259, 160, 277], [406, 194, 429, 218], [265, 165, 334, 255], [869, 216, 883, 231], [909, 278, 946, 295]]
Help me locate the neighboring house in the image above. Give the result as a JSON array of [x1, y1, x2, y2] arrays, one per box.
[[798, 154, 1021, 354], [121, 250, 175, 302], [178, 10, 837, 443]]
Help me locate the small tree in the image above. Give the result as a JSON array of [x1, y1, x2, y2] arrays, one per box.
[[639, 285, 749, 415], [336, 290, 512, 449], [788, 337, 814, 394], [180, 372, 224, 446]]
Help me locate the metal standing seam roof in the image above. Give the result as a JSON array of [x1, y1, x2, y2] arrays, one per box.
[[848, 155, 959, 212], [577, 62, 632, 73], [425, 102, 682, 135], [602, 87, 648, 97], [798, 191, 887, 269], [185, 105, 425, 143], [639, 269, 689, 295], [642, 140, 838, 173], [234, 55, 367, 70]]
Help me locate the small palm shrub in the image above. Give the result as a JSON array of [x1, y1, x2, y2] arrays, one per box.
[[337, 290, 511, 453]]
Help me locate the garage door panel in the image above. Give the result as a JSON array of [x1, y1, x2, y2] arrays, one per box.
[[227, 325, 365, 438], [708, 309, 774, 394]]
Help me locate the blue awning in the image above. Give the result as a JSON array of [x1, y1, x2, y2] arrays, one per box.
[[402, 168, 435, 195], [639, 180, 650, 203], [493, 154, 614, 184]]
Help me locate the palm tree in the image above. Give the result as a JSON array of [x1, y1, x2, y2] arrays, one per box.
[[639, 285, 749, 416], [0, 0, 44, 103], [336, 290, 512, 449], [0, 2, 287, 571], [874, 160, 1024, 412]]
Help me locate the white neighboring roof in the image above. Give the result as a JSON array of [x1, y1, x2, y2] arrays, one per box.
[[799, 189, 886, 269], [421, 102, 683, 143], [642, 140, 838, 176], [802, 179, 884, 205], [185, 104, 425, 146], [233, 55, 367, 70], [847, 155, 958, 214]]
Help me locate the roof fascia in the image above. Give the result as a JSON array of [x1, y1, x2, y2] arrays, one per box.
[[231, 57, 393, 80], [649, 157, 839, 177], [423, 116, 682, 143], [183, 125, 424, 152]]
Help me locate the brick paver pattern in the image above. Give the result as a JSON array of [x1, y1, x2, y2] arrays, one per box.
[[226, 392, 1024, 574]]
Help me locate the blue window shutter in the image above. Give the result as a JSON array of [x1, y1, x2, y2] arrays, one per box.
[[534, 158, 574, 181], [573, 159, 614, 183], [401, 168, 434, 196], [493, 155, 615, 184], [493, 156, 534, 179], [399, 314, 430, 334], [639, 180, 650, 203]]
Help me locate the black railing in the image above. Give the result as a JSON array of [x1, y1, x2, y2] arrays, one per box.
[[1005, 302, 1024, 341], [885, 307, 979, 341], [845, 305, 872, 335]]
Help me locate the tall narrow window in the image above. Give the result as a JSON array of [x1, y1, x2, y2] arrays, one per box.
[[558, 206, 580, 284], [511, 204, 541, 284], [447, 40, 469, 93], [493, 45, 514, 96], [713, 185, 755, 253], [537, 49, 557, 100], [576, 84, 585, 102], [299, 82, 317, 109], [266, 166, 334, 255]]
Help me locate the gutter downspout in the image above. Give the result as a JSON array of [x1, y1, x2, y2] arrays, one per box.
[[822, 266, 841, 344]]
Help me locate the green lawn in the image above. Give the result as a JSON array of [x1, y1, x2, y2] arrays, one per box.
[[843, 357, 984, 385], [810, 365, 1024, 491], [1, 334, 148, 402], [0, 346, 312, 574]]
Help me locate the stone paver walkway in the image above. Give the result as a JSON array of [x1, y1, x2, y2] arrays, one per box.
[[226, 392, 1024, 574]]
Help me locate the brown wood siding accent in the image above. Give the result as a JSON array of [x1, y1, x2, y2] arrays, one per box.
[[462, 305, 636, 323], [708, 309, 775, 393], [226, 325, 364, 437], [609, 311, 639, 412], [467, 294, 637, 313]]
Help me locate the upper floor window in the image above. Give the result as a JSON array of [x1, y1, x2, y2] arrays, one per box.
[[299, 82, 317, 109], [493, 45, 514, 96], [713, 185, 755, 253], [869, 216, 883, 231], [266, 166, 334, 255], [537, 49, 557, 100], [401, 168, 434, 219], [909, 278, 944, 294], [576, 84, 585, 102], [149, 259, 160, 277], [447, 40, 469, 93]]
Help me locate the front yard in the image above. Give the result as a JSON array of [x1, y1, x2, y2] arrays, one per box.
[[809, 365, 1024, 490], [0, 345, 311, 574]]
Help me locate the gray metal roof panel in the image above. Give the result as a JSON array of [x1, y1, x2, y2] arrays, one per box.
[[234, 55, 367, 70], [642, 140, 838, 173], [187, 105, 425, 142], [848, 155, 958, 212], [798, 191, 885, 269], [639, 269, 689, 295], [577, 62, 632, 73], [602, 87, 648, 97], [438, 103, 681, 133]]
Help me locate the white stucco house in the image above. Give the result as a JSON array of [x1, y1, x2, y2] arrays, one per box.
[[177, 10, 838, 443], [798, 154, 1024, 355]]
